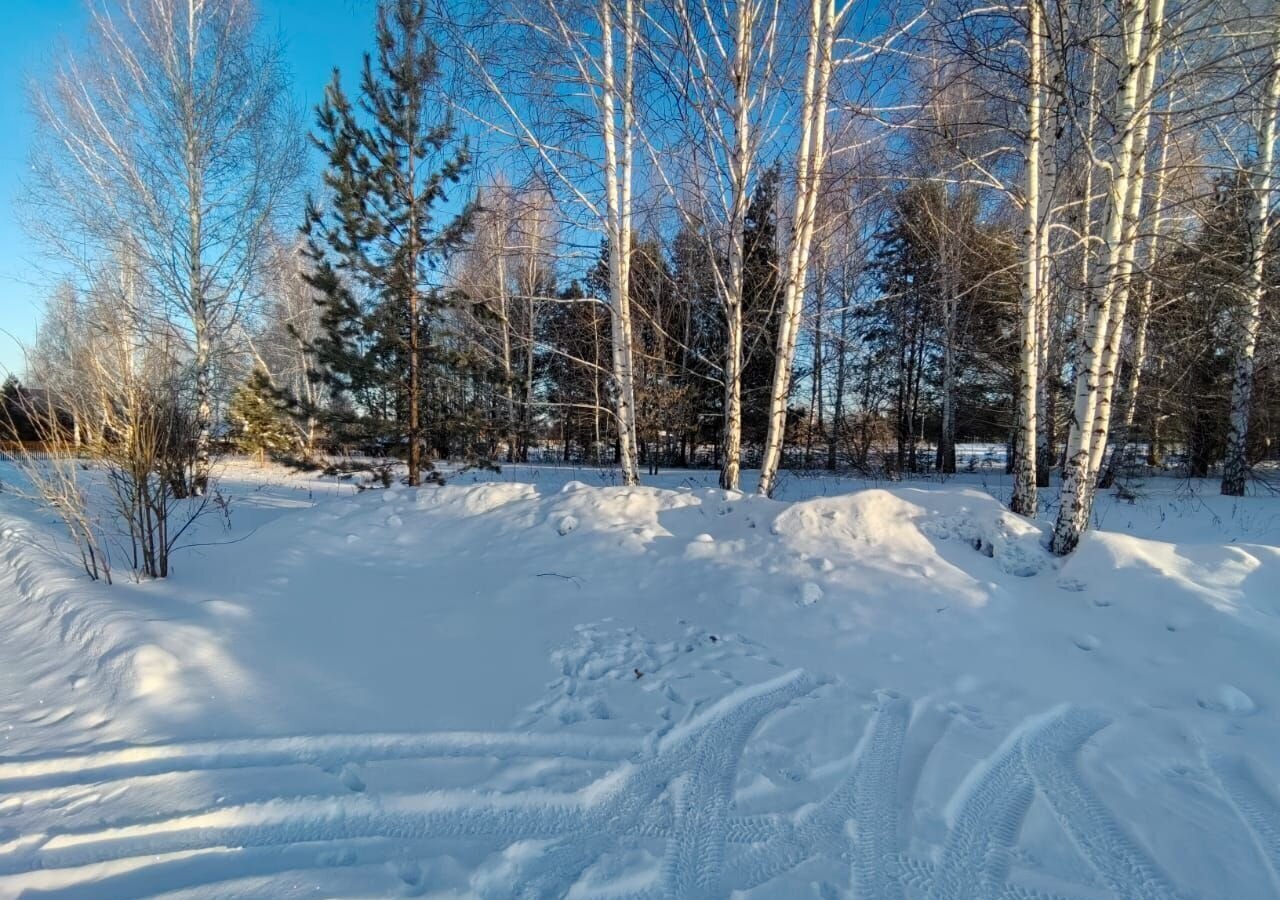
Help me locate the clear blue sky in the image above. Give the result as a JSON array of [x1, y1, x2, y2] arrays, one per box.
[[0, 0, 371, 377]]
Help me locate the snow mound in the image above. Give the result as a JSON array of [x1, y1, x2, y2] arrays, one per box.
[[546, 485, 701, 546], [1197, 684, 1257, 716], [771, 490, 938, 554], [920, 504, 1049, 577], [771, 487, 1048, 610], [415, 482, 539, 517]]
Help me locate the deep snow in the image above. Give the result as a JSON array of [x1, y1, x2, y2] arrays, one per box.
[[0, 459, 1277, 898]]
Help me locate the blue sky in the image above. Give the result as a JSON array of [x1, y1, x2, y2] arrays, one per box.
[[0, 0, 371, 377]]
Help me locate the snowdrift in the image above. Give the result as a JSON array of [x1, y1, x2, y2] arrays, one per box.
[[0, 463, 1277, 898]]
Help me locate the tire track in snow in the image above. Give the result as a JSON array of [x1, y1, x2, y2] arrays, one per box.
[[1208, 753, 1280, 894], [849, 693, 910, 899], [0, 731, 641, 794], [927, 722, 1035, 900], [723, 692, 909, 894], [658, 671, 815, 898], [1021, 707, 1180, 900], [0, 671, 815, 891], [0, 675, 1264, 899]]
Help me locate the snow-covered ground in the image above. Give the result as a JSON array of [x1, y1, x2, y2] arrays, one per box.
[[0, 458, 1277, 898]]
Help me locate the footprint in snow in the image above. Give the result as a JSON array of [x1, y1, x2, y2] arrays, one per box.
[[1197, 684, 1256, 716], [1073, 633, 1101, 652], [1166, 613, 1192, 633], [339, 763, 366, 792], [395, 861, 422, 886]]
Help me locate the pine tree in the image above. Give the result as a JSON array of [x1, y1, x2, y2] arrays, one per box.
[[229, 372, 296, 464], [302, 0, 475, 486]]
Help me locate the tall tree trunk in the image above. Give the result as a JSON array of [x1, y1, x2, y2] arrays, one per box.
[[1100, 102, 1174, 489], [718, 0, 756, 492], [600, 0, 640, 486], [938, 244, 958, 475], [829, 303, 848, 471], [721, 300, 745, 490], [521, 292, 535, 462], [1222, 31, 1280, 496], [1086, 0, 1166, 478], [1010, 0, 1043, 515], [408, 294, 422, 486], [1034, 33, 1062, 490], [758, 0, 837, 496], [188, 94, 211, 496], [810, 278, 825, 469], [1054, 0, 1102, 490], [497, 251, 517, 463], [406, 82, 422, 488], [1051, 0, 1162, 553]]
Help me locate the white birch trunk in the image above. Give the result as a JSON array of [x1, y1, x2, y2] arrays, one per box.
[[1086, 0, 1167, 477], [1050, 0, 1158, 553], [600, 0, 641, 486], [1101, 104, 1173, 487], [757, 0, 836, 496], [718, 0, 757, 492], [1222, 30, 1280, 496], [1010, 0, 1043, 516]]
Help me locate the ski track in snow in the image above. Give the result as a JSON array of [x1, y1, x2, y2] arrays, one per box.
[[0, 671, 1273, 898]]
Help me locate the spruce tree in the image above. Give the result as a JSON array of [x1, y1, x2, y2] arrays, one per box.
[[229, 372, 295, 464], [302, 0, 474, 486]]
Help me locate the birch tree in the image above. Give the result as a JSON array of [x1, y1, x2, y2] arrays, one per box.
[[1098, 99, 1176, 488], [27, 0, 303, 495], [756, 0, 839, 496], [1050, 0, 1168, 554], [433, 0, 643, 484], [638, 0, 783, 490], [1010, 0, 1045, 515], [1221, 18, 1280, 496]]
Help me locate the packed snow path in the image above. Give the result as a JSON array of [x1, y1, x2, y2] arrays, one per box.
[[2, 672, 1277, 898]]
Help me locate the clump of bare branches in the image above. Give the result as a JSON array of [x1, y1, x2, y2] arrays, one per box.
[[97, 375, 211, 580], [1, 379, 112, 583], [18, 259, 217, 581]]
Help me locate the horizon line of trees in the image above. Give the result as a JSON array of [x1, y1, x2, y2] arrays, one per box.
[[5, 0, 1278, 578]]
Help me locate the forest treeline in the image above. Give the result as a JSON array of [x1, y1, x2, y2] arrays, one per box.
[[8, 0, 1279, 573]]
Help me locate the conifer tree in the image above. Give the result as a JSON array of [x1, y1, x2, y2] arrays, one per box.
[[302, 0, 474, 486], [229, 372, 295, 464]]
